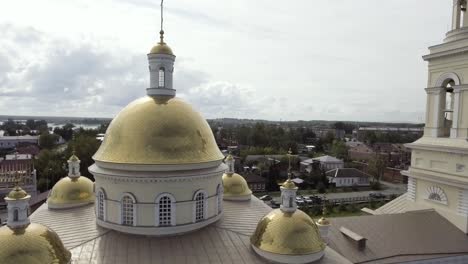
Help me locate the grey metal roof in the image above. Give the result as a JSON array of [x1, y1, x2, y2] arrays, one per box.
[[325, 168, 371, 179], [327, 210, 468, 264], [30, 196, 350, 264]]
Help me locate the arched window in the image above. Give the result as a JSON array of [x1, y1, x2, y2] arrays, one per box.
[[194, 191, 206, 222], [121, 194, 135, 226], [158, 67, 165, 87], [97, 189, 106, 221], [13, 209, 18, 221], [156, 193, 175, 227], [426, 186, 448, 205], [216, 184, 223, 214]]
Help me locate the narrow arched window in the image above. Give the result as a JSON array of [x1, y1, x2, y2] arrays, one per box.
[[158, 67, 165, 87], [217, 184, 223, 214], [13, 209, 18, 221], [157, 195, 173, 226], [97, 190, 105, 221], [121, 195, 135, 226], [195, 192, 205, 222]]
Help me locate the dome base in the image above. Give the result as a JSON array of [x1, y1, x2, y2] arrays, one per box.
[[48, 200, 94, 210], [252, 245, 325, 264], [96, 213, 222, 236]]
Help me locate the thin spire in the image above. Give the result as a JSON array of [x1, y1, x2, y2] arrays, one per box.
[[159, 0, 165, 43], [287, 148, 292, 180]]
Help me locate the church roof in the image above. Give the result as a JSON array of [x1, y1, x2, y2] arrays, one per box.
[[327, 210, 468, 263], [30, 197, 350, 264]]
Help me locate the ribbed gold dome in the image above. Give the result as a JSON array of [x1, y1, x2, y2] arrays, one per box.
[[222, 173, 252, 198], [251, 209, 325, 255], [94, 96, 224, 165], [47, 176, 94, 209], [150, 42, 174, 55], [281, 179, 297, 190], [0, 223, 71, 264]]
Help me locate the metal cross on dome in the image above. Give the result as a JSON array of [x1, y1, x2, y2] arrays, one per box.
[[287, 148, 292, 180]]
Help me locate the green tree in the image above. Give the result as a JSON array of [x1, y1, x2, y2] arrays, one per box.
[[39, 133, 59, 149], [368, 154, 387, 183], [34, 149, 66, 191], [331, 140, 349, 161], [65, 134, 101, 179]]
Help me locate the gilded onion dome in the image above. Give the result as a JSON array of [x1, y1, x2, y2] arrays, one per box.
[[222, 173, 252, 201], [150, 30, 174, 55], [0, 223, 71, 264], [47, 153, 95, 209], [1, 185, 71, 264], [47, 176, 95, 209], [222, 154, 252, 201], [93, 96, 224, 165], [251, 209, 326, 255]]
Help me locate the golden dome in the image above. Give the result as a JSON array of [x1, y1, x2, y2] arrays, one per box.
[[222, 173, 252, 199], [68, 154, 80, 162], [150, 42, 174, 55], [47, 176, 94, 209], [93, 96, 224, 165], [251, 209, 325, 255], [6, 186, 29, 200], [0, 223, 71, 264], [281, 179, 297, 190], [316, 217, 330, 226]]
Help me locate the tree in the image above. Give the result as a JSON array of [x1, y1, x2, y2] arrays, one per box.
[[64, 134, 101, 179], [53, 123, 75, 141], [34, 149, 66, 192], [331, 140, 349, 161], [39, 133, 59, 149], [368, 154, 387, 183]]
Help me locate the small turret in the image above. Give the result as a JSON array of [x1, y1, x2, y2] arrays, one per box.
[[5, 185, 31, 229], [316, 207, 331, 243], [67, 151, 81, 179]]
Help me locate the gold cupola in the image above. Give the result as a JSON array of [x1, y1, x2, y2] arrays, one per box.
[[0, 185, 71, 264], [47, 153, 95, 209], [222, 154, 252, 201], [250, 150, 326, 263], [150, 30, 174, 55]]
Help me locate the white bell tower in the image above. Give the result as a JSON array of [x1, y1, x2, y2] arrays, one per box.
[[400, 1, 468, 233], [147, 0, 176, 97], [4, 186, 31, 229], [68, 153, 81, 179]]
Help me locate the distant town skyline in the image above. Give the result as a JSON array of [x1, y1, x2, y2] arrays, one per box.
[[0, 0, 452, 122]]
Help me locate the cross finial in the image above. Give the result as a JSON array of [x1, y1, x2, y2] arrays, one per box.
[[287, 148, 292, 180], [159, 0, 165, 43]]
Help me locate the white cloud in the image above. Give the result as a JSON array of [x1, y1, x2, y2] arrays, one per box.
[[0, 0, 453, 122]]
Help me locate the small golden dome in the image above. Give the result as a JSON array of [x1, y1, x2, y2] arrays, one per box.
[[68, 154, 80, 162], [226, 154, 234, 161], [316, 217, 330, 226], [0, 223, 71, 264], [94, 97, 224, 165], [150, 42, 174, 55], [281, 179, 297, 190], [251, 209, 325, 255], [47, 176, 94, 209], [6, 186, 29, 200], [222, 173, 252, 200]]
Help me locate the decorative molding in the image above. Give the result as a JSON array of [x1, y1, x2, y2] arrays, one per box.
[[457, 189, 468, 216], [425, 186, 448, 205], [434, 72, 461, 87], [407, 177, 416, 201], [425, 87, 445, 95]]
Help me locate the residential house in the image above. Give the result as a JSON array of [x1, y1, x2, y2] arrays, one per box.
[[326, 168, 371, 187]]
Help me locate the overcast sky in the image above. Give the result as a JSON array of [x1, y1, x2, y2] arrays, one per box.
[[0, 0, 453, 122]]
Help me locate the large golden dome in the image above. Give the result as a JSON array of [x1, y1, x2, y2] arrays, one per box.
[[222, 173, 252, 200], [251, 209, 325, 255], [47, 176, 94, 209], [0, 223, 71, 264], [94, 96, 224, 165]]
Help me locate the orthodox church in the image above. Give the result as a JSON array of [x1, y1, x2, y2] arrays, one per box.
[[2, 1, 468, 263]]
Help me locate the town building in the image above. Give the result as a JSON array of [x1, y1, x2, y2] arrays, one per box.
[[354, 127, 423, 142], [326, 168, 371, 187], [300, 155, 344, 173], [0, 135, 39, 149], [243, 173, 267, 193]]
